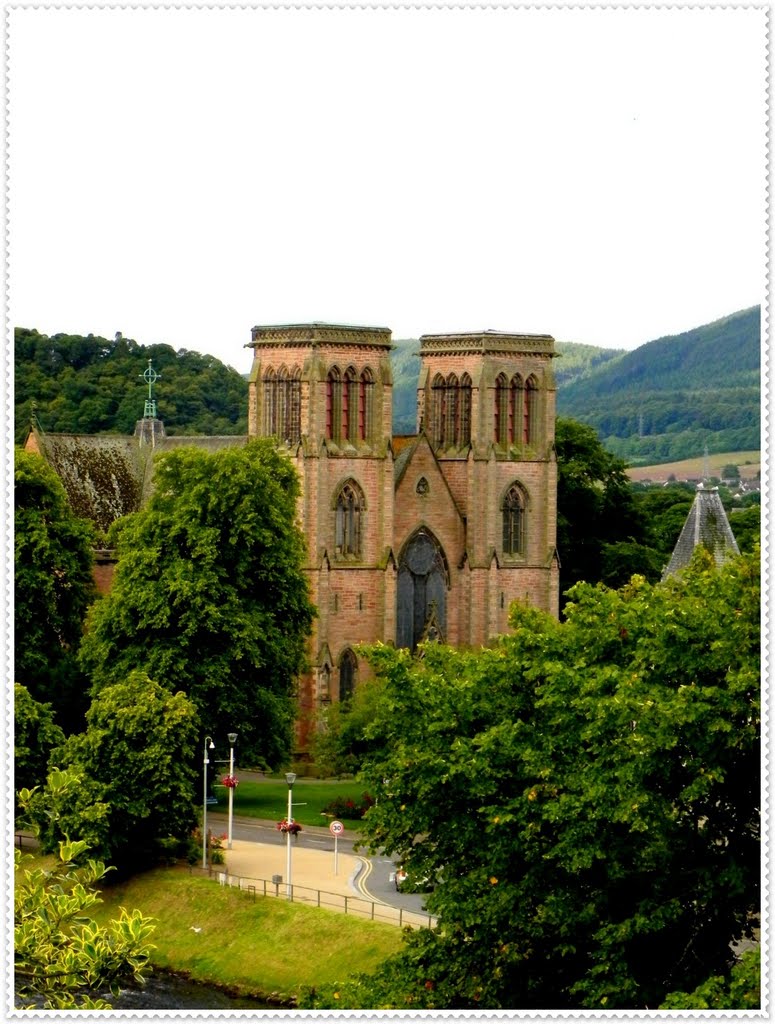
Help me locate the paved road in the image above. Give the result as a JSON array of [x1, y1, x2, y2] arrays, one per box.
[[208, 811, 429, 917]]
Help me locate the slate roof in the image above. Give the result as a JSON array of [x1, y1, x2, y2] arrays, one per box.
[[662, 484, 740, 580]]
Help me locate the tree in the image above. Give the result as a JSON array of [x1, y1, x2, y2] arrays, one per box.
[[15, 448, 96, 732], [660, 948, 760, 1009], [14, 684, 65, 805], [79, 439, 315, 768], [555, 418, 652, 602], [28, 673, 199, 873], [309, 677, 387, 777], [15, 772, 156, 1010], [305, 549, 759, 1010]]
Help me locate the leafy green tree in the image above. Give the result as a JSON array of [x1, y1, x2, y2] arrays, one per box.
[[79, 439, 315, 768], [555, 418, 652, 602], [28, 674, 199, 873], [306, 549, 759, 1010], [15, 448, 96, 732], [14, 684, 65, 805], [309, 677, 387, 777], [15, 774, 155, 1010], [660, 948, 760, 1009]]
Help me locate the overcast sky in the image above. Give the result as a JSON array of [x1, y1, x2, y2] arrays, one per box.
[[8, 4, 767, 375]]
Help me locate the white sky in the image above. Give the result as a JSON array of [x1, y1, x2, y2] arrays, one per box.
[[7, 4, 768, 375]]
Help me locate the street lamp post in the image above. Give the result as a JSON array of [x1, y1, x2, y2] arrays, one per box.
[[227, 732, 238, 850], [202, 736, 215, 870], [285, 772, 296, 900]]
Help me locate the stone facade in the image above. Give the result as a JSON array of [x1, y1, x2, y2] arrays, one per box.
[[247, 323, 559, 746], [27, 321, 559, 751]]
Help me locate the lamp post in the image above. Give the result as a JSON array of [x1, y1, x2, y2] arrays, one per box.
[[227, 732, 238, 850], [202, 736, 215, 869], [285, 772, 296, 899]]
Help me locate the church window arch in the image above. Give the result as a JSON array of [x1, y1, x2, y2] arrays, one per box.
[[262, 367, 276, 436], [262, 365, 301, 444], [359, 368, 374, 441], [494, 373, 509, 446], [397, 527, 449, 651], [343, 366, 358, 443], [338, 648, 357, 702], [334, 478, 365, 557], [431, 373, 446, 445], [524, 376, 538, 446], [444, 373, 459, 447], [458, 373, 472, 446], [326, 366, 343, 441], [502, 482, 528, 557]]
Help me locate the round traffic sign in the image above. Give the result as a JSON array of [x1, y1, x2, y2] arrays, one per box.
[[329, 819, 344, 836]]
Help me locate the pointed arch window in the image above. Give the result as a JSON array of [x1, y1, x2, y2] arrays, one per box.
[[430, 373, 445, 445], [339, 648, 357, 702], [343, 366, 358, 443], [326, 367, 342, 441], [262, 366, 301, 443], [359, 368, 374, 441], [503, 483, 527, 556], [262, 368, 276, 436], [334, 479, 365, 557], [458, 373, 472, 446], [444, 373, 459, 446], [494, 373, 509, 446], [524, 376, 538, 446]]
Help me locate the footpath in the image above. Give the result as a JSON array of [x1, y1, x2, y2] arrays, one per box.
[[206, 811, 433, 929]]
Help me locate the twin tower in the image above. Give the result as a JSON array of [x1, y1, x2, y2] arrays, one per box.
[[247, 323, 559, 742]]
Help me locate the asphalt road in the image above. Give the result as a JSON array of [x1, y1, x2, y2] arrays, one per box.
[[209, 812, 429, 917]]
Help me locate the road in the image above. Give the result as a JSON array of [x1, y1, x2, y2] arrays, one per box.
[[209, 812, 429, 917]]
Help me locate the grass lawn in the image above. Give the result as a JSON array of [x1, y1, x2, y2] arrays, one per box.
[[221, 777, 373, 828], [90, 865, 401, 1001]]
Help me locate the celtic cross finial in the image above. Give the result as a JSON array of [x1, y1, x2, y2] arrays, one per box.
[[140, 360, 161, 419]]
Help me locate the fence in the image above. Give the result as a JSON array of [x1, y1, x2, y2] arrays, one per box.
[[191, 865, 435, 930]]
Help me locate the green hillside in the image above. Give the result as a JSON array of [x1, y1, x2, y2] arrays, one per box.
[[556, 307, 760, 464], [14, 328, 249, 444]]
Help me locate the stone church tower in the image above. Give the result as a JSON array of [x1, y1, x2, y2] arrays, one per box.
[[247, 322, 559, 746]]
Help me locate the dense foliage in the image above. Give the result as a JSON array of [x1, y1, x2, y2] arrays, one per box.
[[15, 327, 249, 443], [27, 674, 199, 873], [15, 448, 96, 731], [302, 549, 760, 1010], [13, 684, 65, 804], [557, 307, 760, 464], [15, 773, 155, 1010], [79, 439, 315, 768]]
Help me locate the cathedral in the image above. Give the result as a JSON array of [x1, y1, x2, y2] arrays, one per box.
[[27, 321, 560, 748]]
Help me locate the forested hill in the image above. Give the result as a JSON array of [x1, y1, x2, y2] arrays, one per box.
[[14, 328, 249, 444], [556, 306, 760, 464]]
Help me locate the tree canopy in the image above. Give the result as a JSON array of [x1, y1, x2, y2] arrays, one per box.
[[28, 674, 199, 873], [15, 448, 96, 731], [302, 548, 760, 1010], [79, 438, 315, 767]]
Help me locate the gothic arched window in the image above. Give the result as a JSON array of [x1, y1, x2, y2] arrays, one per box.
[[343, 366, 358, 443], [458, 373, 472, 446], [494, 373, 509, 446], [326, 366, 342, 441], [334, 479, 365, 557], [431, 373, 445, 445], [509, 374, 524, 446], [524, 376, 538, 446], [396, 528, 449, 651], [359, 368, 374, 441], [262, 366, 301, 444], [444, 373, 458, 446], [339, 648, 357, 702], [503, 483, 527, 556], [262, 368, 276, 436]]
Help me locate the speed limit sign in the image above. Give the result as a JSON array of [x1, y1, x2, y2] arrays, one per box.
[[329, 820, 344, 836]]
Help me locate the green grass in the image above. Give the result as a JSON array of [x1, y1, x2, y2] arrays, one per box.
[[90, 865, 402, 1001], [223, 778, 373, 828]]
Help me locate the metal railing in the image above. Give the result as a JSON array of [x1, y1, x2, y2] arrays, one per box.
[[191, 865, 435, 930]]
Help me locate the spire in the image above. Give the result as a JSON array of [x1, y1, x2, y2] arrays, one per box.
[[134, 359, 165, 447], [662, 484, 740, 580]]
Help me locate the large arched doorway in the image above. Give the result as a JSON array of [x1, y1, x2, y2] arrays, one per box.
[[396, 528, 449, 651]]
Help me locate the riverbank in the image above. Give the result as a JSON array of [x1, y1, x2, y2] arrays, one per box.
[[91, 864, 403, 1004]]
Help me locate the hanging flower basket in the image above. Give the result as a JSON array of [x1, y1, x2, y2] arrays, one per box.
[[222, 775, 239, 789], [276, 819, 302, 835]]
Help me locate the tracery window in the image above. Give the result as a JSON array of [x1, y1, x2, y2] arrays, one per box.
[[459, 373, 472, 446], [502, 483, 527, 556], [339, 648, 357, 702], [524, 376, 538, 446], [334, 479, 365, 557], [494, 373, 509, 446], [343, 367, 358, 443], [262, 365, 301, 444], [444, 373, 459, 445], [431, 373, 471, 447]]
